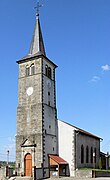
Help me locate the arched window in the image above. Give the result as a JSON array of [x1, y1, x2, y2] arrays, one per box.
[[31, 63, 35, 75], [94, 148, 96, 163], [48, 67, 52, 79], [81, 145, 84, 164], [26, 65, 30, 76], [45, 65, 48, 76], [86, 146, 89, 163], [91, 147, 93, 163]]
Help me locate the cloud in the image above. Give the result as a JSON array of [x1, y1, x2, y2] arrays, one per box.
[[101, 64, 110, 71], [91, 76, 100, 82], [89, 64, 110, 83]]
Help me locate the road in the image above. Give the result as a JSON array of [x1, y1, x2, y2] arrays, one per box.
[[47, 178, 110, 180]]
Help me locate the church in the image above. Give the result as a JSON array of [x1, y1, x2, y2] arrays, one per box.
[[16, 5, 101, 179]]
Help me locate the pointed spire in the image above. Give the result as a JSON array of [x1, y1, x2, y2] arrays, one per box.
[[28, 13, 46, 56]]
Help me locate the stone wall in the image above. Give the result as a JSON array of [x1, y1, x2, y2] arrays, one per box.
[[0, 167, 13, 179], [75, 169, 110, 178], [93, 170, 110, 178], [75, 169, 92, 178], [16, 57, 43, 171], [16, 56, 58, 178], [76, 133, 100, 169], [0, 167, 6, 180]]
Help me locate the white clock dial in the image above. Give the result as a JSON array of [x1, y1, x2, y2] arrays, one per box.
[[26, 87, 33, 96]]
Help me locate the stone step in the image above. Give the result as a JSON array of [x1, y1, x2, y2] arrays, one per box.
[[8, 177, 16, 180], [9, 177, 33, 180]]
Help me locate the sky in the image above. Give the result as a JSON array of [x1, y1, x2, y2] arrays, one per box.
[[0, 0, 110, 161]]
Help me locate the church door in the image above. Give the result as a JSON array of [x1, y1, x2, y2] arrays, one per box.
[[24, 153, 32, 176]]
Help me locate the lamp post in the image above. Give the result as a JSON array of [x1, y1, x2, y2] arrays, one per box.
[[7, 150, 9, 177]]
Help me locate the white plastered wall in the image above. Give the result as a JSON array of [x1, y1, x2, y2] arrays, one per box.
[[58, 120, 76, 176]]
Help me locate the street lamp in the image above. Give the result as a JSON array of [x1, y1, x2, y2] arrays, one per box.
[[7, 150, 9, 177]]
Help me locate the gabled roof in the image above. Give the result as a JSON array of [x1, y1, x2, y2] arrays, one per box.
[[21, 138, 36, 147], [49, 155, 68, 165], [58, 119, 102, 140]]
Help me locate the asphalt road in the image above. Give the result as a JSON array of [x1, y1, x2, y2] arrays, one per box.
[[47, 178, 110, 180]]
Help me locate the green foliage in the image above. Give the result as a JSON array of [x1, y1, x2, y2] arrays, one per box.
[[0, 161, 15, 168], [98, 157, 102, 169], [80, 167, 110, 172]]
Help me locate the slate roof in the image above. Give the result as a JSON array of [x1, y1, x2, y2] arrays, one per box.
[[28, 15, 46, 56], [16, 14, 58, 68]]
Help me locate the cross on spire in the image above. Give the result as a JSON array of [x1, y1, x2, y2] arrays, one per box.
[[35, 0, 43, 16], [27, 0, 46, 56]]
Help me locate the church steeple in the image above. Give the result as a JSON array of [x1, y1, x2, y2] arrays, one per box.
[[16, 2, 58, 178], [28, 14, 46, 56]]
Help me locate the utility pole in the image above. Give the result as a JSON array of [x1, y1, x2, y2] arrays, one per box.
[[7, 150, 9, 165]]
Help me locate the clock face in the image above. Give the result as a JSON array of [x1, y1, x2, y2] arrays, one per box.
[[26, 87, 33, 96]]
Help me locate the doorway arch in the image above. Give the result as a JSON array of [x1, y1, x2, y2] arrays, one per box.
[[24, 153, 32, 176]]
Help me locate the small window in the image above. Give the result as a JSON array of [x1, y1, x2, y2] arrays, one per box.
[[48, 92, 50, 106], [26, 66, 30, 76], [45, 65, 48, 76], [48, 101, 50, 106], [48, 67, 52, 79], [49, 125, 51, 129], [31, 63, 35, 75], [53, 147, 54, 151]]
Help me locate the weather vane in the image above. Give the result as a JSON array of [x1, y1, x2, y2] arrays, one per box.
[[34, 0, 43, 16]]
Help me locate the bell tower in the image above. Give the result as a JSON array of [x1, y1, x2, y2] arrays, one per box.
[[16, 9, 58, 178]]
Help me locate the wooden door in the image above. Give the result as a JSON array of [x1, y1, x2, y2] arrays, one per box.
[[24, 153, 32, 176]]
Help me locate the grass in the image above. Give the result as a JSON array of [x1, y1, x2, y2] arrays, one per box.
[[79, 168, 110, 172]]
